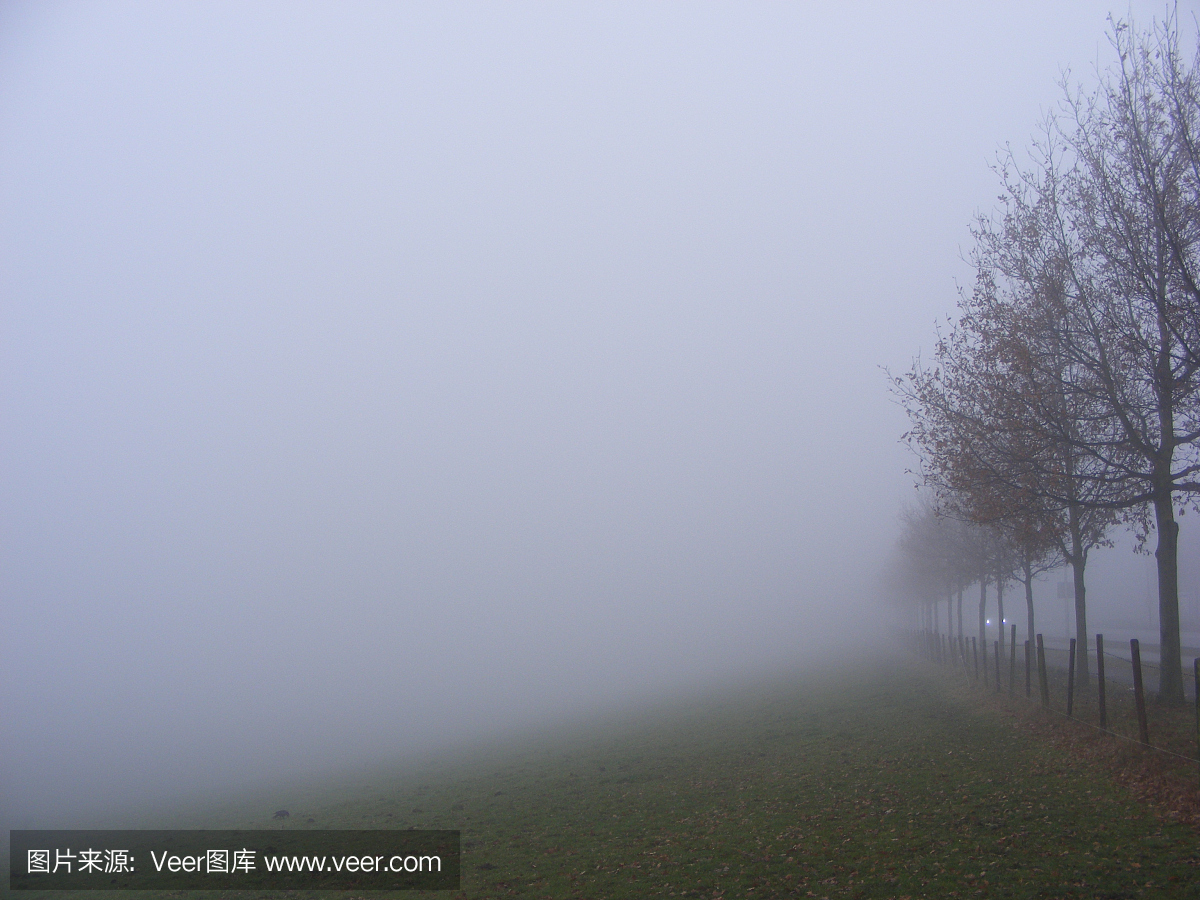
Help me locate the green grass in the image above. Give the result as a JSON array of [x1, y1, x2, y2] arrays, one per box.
[[13, 656, 1200, 899], [961, 638, 1200, 771]]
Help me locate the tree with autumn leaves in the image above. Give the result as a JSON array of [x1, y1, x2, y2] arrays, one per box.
[[894, 11, 1200, 704]]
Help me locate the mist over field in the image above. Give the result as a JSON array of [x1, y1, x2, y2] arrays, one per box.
[[1, 1, 1191, 828]]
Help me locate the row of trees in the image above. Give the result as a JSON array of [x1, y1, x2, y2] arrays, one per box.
[[892, 12, 1200, 705], [889, 497, 1061, 665]]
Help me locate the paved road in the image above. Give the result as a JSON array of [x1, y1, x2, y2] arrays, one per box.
[[944, 635, 1200, 701], [1035, 642, 1197, 701]]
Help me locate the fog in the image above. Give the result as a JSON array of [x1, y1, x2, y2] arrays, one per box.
[[0, 2, 1183, 827]]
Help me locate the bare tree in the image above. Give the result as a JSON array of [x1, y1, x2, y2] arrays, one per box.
[[892, 252, 1108, 687], [893, 13, 1200, 700], [1043, 13, 1200, 703], [966, 165, 1120, 690], [894, 497, 962, 632]]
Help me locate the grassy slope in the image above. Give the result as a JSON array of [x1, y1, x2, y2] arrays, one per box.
[[14, 656, 1200, 899]]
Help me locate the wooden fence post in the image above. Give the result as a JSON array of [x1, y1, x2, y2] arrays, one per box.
[[1009, 624, 1016, 694], [1024, 640, 1031, 698], [972, 637, 979, 682], [1036, 634, 1049, 708], [1194, 658, 1199, 783], [1066, 638, 1076, 717], [1131, 639, 1150, 745], [994, 641, 1001, 692], [1096, 634, 1107, 731]]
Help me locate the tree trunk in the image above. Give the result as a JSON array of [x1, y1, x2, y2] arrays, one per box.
[[957, 584, 964, 641], [1147, 233, 1186, 705], [1153, 487, 1185, 704], [947, 584, 954, 637], [978, 576, 988, 657], [1068, 502, 1090, 691], [996, 573, 1006, 660], [1023, 558, 1035, 647]]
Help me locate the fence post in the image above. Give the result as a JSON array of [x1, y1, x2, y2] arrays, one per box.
[[1190, 657, 1200, 787], [1009, 624, 1017, 694], [1066, 638, 1076, 717], [1024, 640, 1031, 698], [973, 637, 979, 682], [1194, 658, 1199, 783], [1036, 634, 1049, 708], [1096, 634, 1107, 731], [994, 641, 1001, 692], [1131, 639, 1149, 745]]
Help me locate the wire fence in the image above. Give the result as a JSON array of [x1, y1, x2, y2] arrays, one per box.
[[910, 629, 1200, 773], [1039, 636, 1199, 677], [930, 632, 1199, 697]]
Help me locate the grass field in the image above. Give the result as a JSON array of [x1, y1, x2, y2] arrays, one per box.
[[12, 654, 1200, 899]]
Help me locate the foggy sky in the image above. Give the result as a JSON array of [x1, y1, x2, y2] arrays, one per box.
[[1, 1, 1189, 826]]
